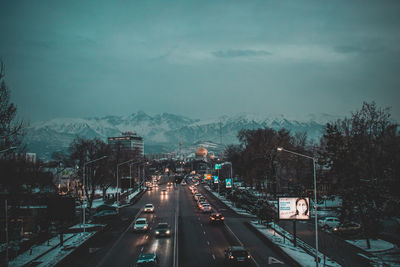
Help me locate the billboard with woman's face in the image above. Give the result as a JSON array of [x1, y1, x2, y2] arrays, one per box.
[[278, 197, 310, 220]]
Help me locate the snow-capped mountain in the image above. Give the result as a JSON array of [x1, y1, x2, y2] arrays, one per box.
[[24, 111, 333, 160]]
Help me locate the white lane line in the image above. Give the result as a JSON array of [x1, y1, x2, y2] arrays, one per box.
[[141, 246, 144, 252], [198, 217, 200, 221], [146, 235, 149, 239], [203, 231, 206, 235], [173, 187, 180, 267], [207, 241, 210, 246], [200, 223, 203, 227], [96, 207, 144, 267], [224, 223, 261, 267], [212, 254, 216, 260]]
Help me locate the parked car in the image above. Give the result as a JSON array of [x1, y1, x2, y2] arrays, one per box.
[[135, 253, 159, 267], [93, 210, 119, 221], [133, 218, 149, 232], [209, 212, 224, 224], [333, 222, 361, 236], [144, 203, 154, 213], [154, 222, 171, 237], [319, 217, 340, 230], [224, 246, 251, 266], [201, 204, 212, 213]]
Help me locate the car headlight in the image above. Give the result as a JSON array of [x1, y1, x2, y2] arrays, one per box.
[[333, 227, 338, 231], [155, 231, 159, 234], [166, 230, 170, 234], [144, 225, 148, 229]]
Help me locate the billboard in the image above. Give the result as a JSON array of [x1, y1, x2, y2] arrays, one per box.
[[225, 178, 232, 188], [205, 174, 212, 180], [278, 197, 310, 220]]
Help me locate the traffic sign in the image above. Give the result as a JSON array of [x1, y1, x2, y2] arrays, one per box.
[[213, 176, 219, 183], [205, 173, 212, 180], [225, 178, 232, 188], [215, 164, 221, 170]]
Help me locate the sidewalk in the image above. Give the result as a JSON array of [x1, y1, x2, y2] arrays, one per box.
[[7, 188, 144, 267]]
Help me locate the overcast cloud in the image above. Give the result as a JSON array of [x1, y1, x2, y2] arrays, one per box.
[[1, 0, 399, 122]]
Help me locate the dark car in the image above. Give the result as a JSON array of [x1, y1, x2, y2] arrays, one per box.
[[209, 212, 224, 224], [95, 204, 117, 213], [225, 246, 251, 266], [333, 222, 361, 236], [92, 210, 119, 221], [135, 253, 159, 267], [154, 222, 171, 237]]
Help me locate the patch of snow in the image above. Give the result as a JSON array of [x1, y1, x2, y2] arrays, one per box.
[[346, 239, 395, 253]]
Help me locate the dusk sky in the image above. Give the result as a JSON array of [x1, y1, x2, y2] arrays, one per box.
[[1, 0, 399, 122]]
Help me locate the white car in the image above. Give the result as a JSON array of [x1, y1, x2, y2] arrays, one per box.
[[201, 204, 212, 213], [134, 218, 149, 232], [319, 217, 340, 230], [144, 203, 154, 213]]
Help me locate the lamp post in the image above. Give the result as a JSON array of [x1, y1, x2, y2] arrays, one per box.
[[82, 155, 108, 232], [277, 147, 319, 266], [117, 159, 142, 206]]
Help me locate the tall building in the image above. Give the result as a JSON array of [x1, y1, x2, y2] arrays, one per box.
[[108, 132, 144, 155]]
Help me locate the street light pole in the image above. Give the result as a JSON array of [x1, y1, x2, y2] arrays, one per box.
[[277, 147, 319, 267], [82, 155, 108, 232], [117, 159, 143, 206]]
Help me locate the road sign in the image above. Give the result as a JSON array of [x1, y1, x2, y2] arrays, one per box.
[[225, 178, 232, 188], [215, 164, 221, 170], [213, 176, 219, 183], [205, 173, 212, 180]]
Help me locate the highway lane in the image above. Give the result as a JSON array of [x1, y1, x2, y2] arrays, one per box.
[[195, 184, 292, 267], [97, 181, 178, 267]]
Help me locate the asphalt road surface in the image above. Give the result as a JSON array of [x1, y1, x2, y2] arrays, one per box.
[[63, 179, 292, 267]]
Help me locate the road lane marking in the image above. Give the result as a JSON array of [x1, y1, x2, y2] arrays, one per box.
[[96, 207, 144, 267], [212, 254, 216, 260], [203, 231, 206, 235], [141, 246, 144, 252], [207, 241, 210, 246], [224, 223, 261, 267], [173, 187, 180, 267], [146, 235, 149, 239]]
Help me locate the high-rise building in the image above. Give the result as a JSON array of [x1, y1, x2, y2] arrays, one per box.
[[108, 132, 144, 155]]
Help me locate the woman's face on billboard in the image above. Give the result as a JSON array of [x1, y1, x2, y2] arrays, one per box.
[[297, 199, 307, 215]]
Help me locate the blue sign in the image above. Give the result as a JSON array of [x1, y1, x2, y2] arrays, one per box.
[[225, 178, 232, 188], [213, 176, 219, 183], [215, 164, 221, 170]]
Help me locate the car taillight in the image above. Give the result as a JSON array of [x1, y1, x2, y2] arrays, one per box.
[[221, 217, 224, 220], [230, 255, 234, 259], [247, 255, 251, 259], [211, 217, 215, 220]]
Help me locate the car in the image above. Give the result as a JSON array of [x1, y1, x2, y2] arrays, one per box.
[[333, 222, 361, 236], [92, 210, 119, 221], [209, 212, 224, 223], [198, 200, 208, 209], [133, 218, 149, 232], [194, 193, 202, 200], [144, 203, 154, 213], [225, 246, 251, 266], [135, 253, 159, 267], [319, 217, 340, 230], [167, 182, 173, 188], [161, 189, 167, 195], [154, 222, 171, 237], [201, 204, 212, 213]]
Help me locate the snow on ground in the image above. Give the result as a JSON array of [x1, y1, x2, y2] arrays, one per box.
[[347, 239, 395, 253], [36, 232, 95, 267], [9, 233, 75, 266], [250, 221, 340, 267]]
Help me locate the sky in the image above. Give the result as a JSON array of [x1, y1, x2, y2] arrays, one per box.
[[1, 0, 399, 123]]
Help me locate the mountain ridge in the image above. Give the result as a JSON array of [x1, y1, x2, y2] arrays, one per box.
[[24, 111, 336, 160]]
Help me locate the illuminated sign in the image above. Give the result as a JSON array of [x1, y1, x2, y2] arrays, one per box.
[[213, 176, 219, 183], [215, 164, 221, 170], [225, 178, 232, 188], [205, 174, 212, 180], [278, 197, 310, 220]]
